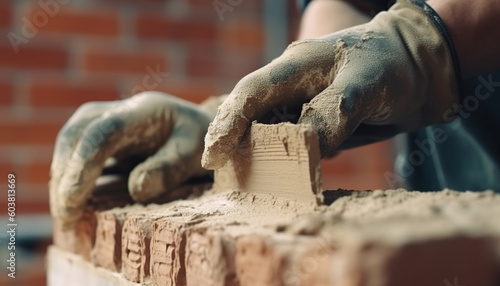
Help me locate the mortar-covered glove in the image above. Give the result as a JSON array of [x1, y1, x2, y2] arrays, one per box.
[[50, 92, 223, 225], [202, 0, 461, 169]]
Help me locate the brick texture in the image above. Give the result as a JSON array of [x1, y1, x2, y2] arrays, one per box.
[[0, 3, 11, 29], [136, 13, 217, 42], [26, 7, 120, 36], [0, 43, 67, 69], [29, 78, 119, 107], [0, 81, 13, 106], [82, 48, 167, 75], [0, 120, 61, 145]]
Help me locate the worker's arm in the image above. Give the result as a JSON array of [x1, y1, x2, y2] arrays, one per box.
[[298, 0, 372, 39], [300, 0, 500, 78], [429, 0, 500, 78], [202, 0, 500, 169]]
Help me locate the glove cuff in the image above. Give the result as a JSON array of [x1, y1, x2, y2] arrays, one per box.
[[405, 0, 462, 87]]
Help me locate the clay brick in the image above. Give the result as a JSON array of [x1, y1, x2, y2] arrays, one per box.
[[187, 0, 262, 14], [0, 43, 67, 70], [214, 123, 321, 205], [235, 234, 313, 286], [219, 20, 265, 52], [29, 78, 119, 107], [122, 213, 155, 283], [185, 228, 238, 286], [104, 0, 166, 3], [24, 162, 50, 184], [0, 3, 10, 29], [93, 208, 128, 272], [53, 207, 97, 261], [26, 7, 119, 36], [150, 218, 187, 286], [154, 81, 220, 104], [0, 120, 62, 145], [19, 201, 50, 214], [136, 13, 217, 42], [0, 81, 13, 106], [82, 49, 167, 75], [328, 222, 499, 286], [186, 43, 263, 79], [0, 163, 14, 181]]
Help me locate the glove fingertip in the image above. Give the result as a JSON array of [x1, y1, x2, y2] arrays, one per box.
[[201, 146, 228, 170]]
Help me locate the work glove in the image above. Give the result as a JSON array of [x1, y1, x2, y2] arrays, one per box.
[[202, 0, 461, 169], [50, 92, 223, 225]]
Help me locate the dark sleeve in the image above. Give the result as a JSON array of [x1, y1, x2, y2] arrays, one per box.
[[298, 0, 394, 14]]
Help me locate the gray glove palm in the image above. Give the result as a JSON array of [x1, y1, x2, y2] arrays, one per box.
[[202, 0, 460, 169]]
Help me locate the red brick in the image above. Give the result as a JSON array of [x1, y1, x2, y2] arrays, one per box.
[[104, 0, 166, 4], [24, 162, 51, 184], [220, 20, 265, 52], [29, 78, 119, 107], [154, 81, 221, 104], [188, 0, 262, 15], [0, 120, 62, 145], [186, 43, 263, 79], [0, 163, 14, 179], [0, 81, 13, 106], [0, 43, 67, 70], [26, 7, 119, 36], [0, 3, 11, 29], [82, 49, 167, 75], [136, 13, 217, 42], [320, 141, 393, 189]]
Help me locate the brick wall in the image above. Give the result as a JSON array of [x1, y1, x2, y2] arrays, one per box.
[[0, 0, 394, 216]]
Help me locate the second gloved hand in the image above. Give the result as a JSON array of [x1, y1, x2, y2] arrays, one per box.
[[202, 0, 460, 169], [50, 92, 220, 225]]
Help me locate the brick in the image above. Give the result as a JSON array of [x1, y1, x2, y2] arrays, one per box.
[[154, 81, 221, 104], [331, 226, 499, 286], [186, 43, 263, 79], [93, 208, 129, 272], [122, 211, 164, 283], [104, 0, 166, 3], [150, 218, 188, 286], [19, 201, 50, 214], [185, 228, 238, 286], [0, 163, 14, 179], [0, 81, 13, 106], [0, 120, 62, 145], [82, 49, 167, 75], [26, 7, 119, 36], [29, 78, 119, 107], [188, 0, 263, 15], [0, 3, 10, 29], [53, 207, 97, 261], [235, 234, 311, 286], [24, 162, 51, 184], [136, 13, 217, 42], [219, 20, 265, 52], [214, 123, 321, 204], [0, 43, 67, 70]]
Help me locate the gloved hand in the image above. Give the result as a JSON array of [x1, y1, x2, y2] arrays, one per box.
[[202, 0, 461, 169], [50, 91, 223, 225]]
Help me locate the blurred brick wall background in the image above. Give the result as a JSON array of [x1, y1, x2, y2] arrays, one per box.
[[0, 0, 393, 217]]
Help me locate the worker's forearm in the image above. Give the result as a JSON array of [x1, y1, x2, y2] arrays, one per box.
[[428, 0, 500, 78], [298, 0, 371, 40]]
